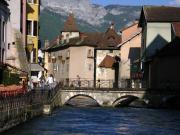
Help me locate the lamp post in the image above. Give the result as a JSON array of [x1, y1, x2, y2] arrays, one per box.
[[27, 43, 34, 88], [113, 55, 121, 88]]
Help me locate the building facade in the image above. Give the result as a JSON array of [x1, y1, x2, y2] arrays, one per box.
[[139, 6, 180, 88], [26, 0, 40, 63], [44, 13, 121, 88], [118, 22, 142, 87], [6, 0, 28, 71], [0, 0, 10, 64]]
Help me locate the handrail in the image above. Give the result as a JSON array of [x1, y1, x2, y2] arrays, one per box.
[[58, 79, 147, 89]]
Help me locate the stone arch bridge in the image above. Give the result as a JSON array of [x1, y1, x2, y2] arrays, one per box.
[[52, 89, 147, 107], [46, 88, 180, 113]]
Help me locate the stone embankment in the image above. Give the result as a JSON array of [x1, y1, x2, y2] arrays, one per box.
[[0, 89, 57, 133]]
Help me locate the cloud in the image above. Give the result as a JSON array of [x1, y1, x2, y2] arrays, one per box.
[[170, 0, 180, 6]]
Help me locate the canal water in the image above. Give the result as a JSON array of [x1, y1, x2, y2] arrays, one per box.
[[3, 107, 180, 135]]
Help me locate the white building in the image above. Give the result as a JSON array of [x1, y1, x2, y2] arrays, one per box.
[[0, 0, 10, 63], [44, 13, 122, 88]]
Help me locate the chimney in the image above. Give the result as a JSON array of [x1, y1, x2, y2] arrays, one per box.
[[45, 40, 49, 48], [57, 36, 60, 45], [61, 35, 64, 44], [66, 34, 69, 43]]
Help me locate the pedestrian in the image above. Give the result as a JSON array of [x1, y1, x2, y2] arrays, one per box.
[[40, 74, 46, 94], [28, 79, 34, 91], [46, 74, 54, 90]]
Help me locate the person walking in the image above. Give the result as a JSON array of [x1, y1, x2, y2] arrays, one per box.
[[40, 74, 46, 94], [46, 74, 54, 99], [46, 74, 54, 90]]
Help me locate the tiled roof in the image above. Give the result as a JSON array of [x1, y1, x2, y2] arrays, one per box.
[[120, 21, 139, 32], [99, 55, 115, 68], [142, 6, 180, 22], [46, 15, 121, 51], [97, 27, 121, 48], [63, 13, 78, 32]]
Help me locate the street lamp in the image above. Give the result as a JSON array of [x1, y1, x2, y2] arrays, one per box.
[[27, 42, 34, 88]]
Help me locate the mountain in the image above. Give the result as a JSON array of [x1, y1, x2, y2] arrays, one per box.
[[40, 0, 142, 45]]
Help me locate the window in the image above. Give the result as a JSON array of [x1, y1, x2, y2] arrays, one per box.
[[67, 64, 69, 72], [27, 20, 32, 35], [27, 20, 38, 36], [33, 48, 36, 63], [33, 21, 38, 36], [87, 49, 93, 58], [88, 64, 92, 71], [100, 68, 104, 75], [8, 43, 10, 50], [109, 50, 113, 53], [2, 21, 5, 42], [48, 53, 51, 63], [27, 0, 37, 4], [66, 50, 70, 59]]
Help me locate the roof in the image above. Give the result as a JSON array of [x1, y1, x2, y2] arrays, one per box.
[[120, 21, 139, 32], [96, 27, 121, 49], [172, 22, 180, 37], [29, 63, 45, 71], [118, 31, 141, 48], [99, 55, 115, 68], [45, 18, 121, 51], [63, 13, 78, 32], [139, 6, 180, 26]]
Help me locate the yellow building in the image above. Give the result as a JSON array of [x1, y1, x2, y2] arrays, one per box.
[[26, 0, 40, 63]]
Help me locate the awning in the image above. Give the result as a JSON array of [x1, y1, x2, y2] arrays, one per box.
[[99, 55, 115, 68], [29, 63, 45, 71]]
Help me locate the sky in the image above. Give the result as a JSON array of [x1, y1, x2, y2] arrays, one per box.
[[91, 0, 180, 6]]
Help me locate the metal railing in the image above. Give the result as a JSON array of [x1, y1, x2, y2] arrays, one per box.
[[58, 79, 147, 89], [0, 83, 60, 129]]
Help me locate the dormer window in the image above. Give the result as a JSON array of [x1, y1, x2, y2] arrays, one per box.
[[87, 49, 94, 58], [66, 50, 70, 59], [66, 34, 69, 38]]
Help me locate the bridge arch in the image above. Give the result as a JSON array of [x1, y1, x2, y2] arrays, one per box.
[[112, 95, 139, 107], [64, 94, 101, 107]]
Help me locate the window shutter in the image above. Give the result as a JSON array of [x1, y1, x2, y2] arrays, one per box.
[[33, 48, 36, 63]]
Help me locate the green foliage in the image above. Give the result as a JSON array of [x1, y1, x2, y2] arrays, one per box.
[[2, 69, 20, 85]]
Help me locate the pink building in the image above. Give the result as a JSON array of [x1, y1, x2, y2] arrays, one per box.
[[118, 22, 142, 88]]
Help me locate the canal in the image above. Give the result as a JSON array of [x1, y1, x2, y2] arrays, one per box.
[[3, 107, 180, 135]]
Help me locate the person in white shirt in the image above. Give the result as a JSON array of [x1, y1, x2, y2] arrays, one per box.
[[46, 74, 54, 89], [38, 49, 44, 65]]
